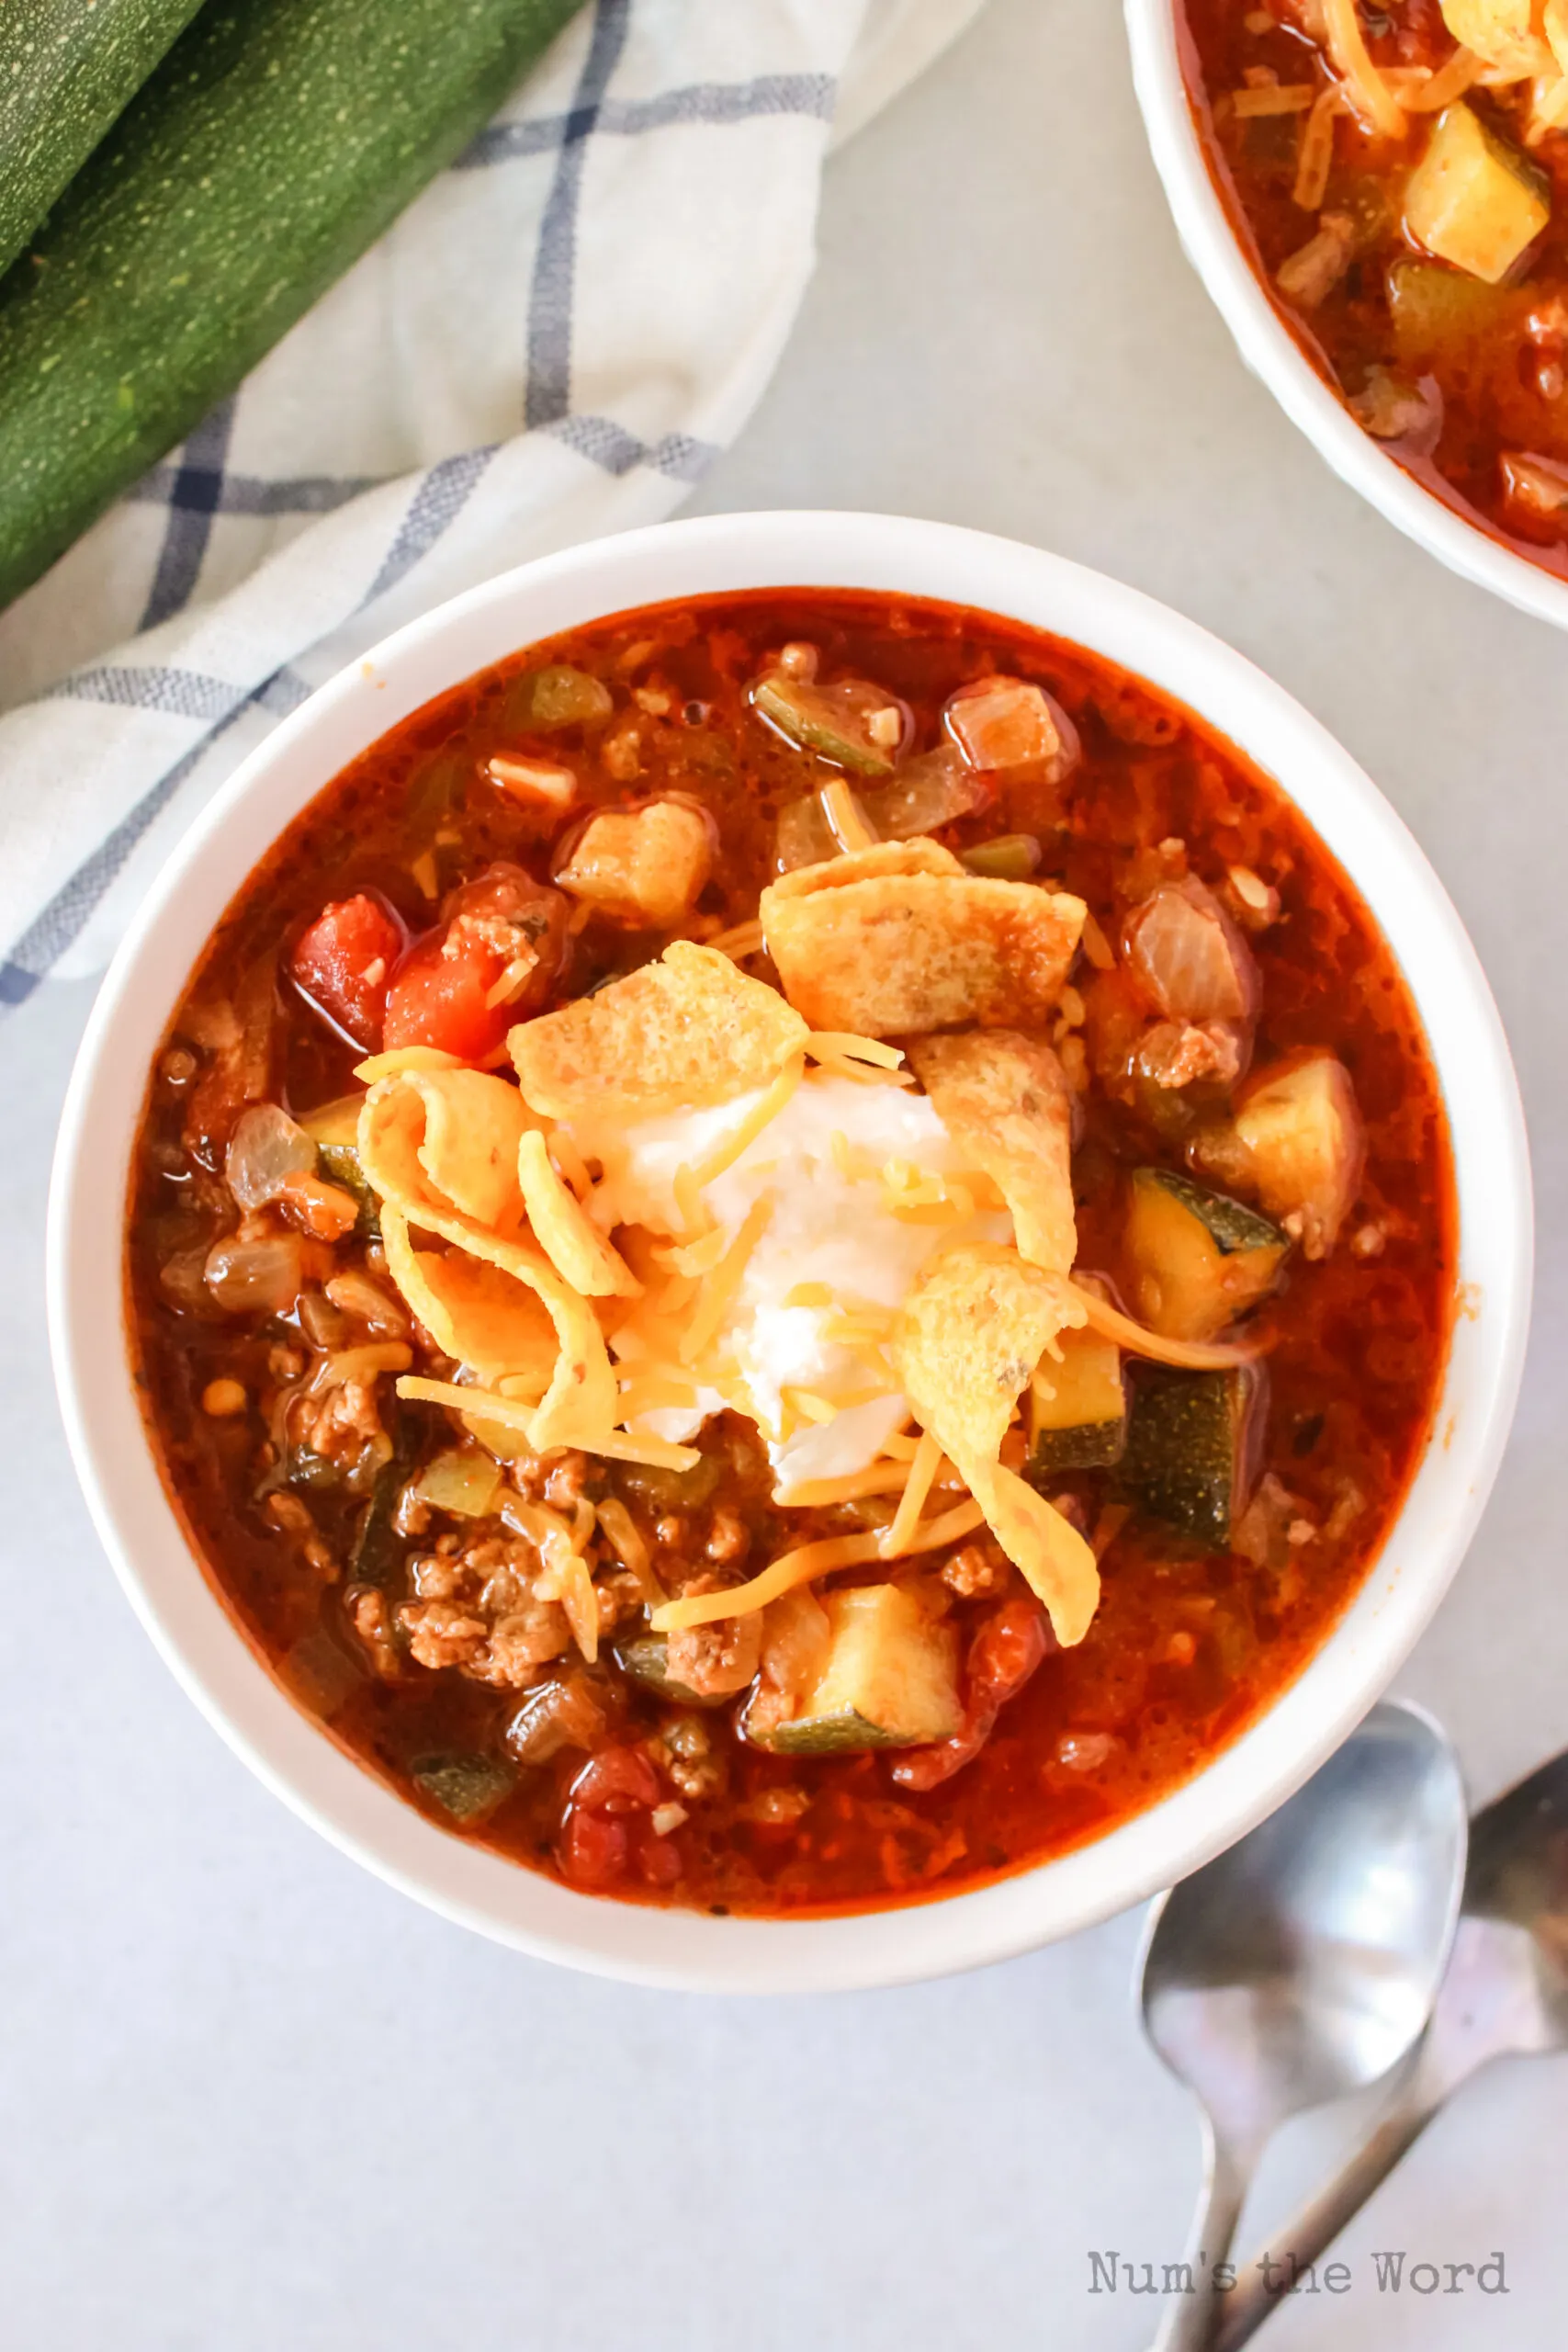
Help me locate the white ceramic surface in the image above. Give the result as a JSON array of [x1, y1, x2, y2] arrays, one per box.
[[1124, 0, 1568, 636], [47, 509, 1531, 1996]]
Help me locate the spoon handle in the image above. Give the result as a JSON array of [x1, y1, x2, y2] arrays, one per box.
[[1211, 2058, 1447, 2352], [1152, 2115, 1253, 2352]]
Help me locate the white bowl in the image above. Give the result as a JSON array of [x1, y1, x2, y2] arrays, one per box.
[[48, 511, 1531, 1994], [1124, 0, 1568, 634]]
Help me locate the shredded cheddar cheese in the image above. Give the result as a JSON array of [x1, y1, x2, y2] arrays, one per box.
[[1071, 1283, 1262, 1371], [878, 1429, 945, 1559], [354, 1045, 463, 1084], [819, 777, 876, 853], [1322, 0, 1405, 137], [679, 1195, 773, 1365], [649, 1497, 987, 1631]]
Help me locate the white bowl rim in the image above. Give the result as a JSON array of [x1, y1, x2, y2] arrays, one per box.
[[1122, 0, 1568, 636], [47, 508, 1533, 1996]]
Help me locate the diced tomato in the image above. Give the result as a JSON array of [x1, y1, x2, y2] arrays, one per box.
[[558, 1807, 629, 1889], [382, 864, 568, 1062], [633, 1826, 684, 1888], [571, 1745, 661, 1815], [382, 933, 510, 1062], [290, 895, 403, 1049]]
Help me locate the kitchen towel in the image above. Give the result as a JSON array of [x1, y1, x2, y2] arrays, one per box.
[[0, 0, 985, 1005]]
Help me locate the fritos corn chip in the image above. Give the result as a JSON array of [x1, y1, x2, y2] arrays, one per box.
[[517, 1129, 641, 1298], [895, 1241, 1099, 1644], [761, 865, 1086, 1036], [509, 940, 808, 1118], [909, 1030, 1077, 1273]]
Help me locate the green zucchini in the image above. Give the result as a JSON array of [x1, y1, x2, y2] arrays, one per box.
[[750, 674, 901, 776], [744, 1584, 962, 1757], [615, 1634, 730, 1711], [1027, 1325, 1126, 1475], [411, 1750, 514, 1824], [1124, 1168, 1287, 1343], [505, 664, 614, 732], [0, 0, 583, 609], [1117, 1366, 1262, 1551], [0, 0, 206, 282]]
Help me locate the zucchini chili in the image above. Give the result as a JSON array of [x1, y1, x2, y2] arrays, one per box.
[[127, 591, 1456, 1916], [1183, 0, 1568, 575]]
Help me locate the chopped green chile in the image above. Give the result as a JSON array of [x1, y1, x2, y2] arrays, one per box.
[[504, 663, 614, 731], [126, 589, 1456, 1918], [961, 832, 1043, 880], [750, 671, 905, 775]]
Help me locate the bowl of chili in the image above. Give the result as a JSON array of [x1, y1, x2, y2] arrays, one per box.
[[49, 511, 1530, 1992], [1127, 0, 1568, 631]]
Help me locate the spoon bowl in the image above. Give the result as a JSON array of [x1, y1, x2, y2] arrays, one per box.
[[1220, 1742, 1568, 2350], [1139, 1701, 1468, 2350]]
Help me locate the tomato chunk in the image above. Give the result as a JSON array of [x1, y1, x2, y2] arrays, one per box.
[[383, 864, 567, 1062], [291, 895, 403, 1049], [558, 1807, 629, 1889]]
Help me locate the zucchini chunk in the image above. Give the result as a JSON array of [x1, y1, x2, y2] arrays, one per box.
[[1404, 102, 1550, 286], [1124, 1168, 1288, 1341], [1234, 1055, 1365, 1261], [745, 1583, 962, 1756], [1117, 1367, 1263, 1551], [750, 673, 903, 775], [615, 1634, 730, 1711], [411, 1751, 514, 1824], [1028, 1325, 1126, 1474]]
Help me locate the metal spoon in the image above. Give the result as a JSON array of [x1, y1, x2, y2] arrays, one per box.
[[1138, 1702, 1468, 2352], [1215, 1741, 1568, 2350]]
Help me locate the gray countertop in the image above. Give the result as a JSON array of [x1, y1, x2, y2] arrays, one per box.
[[6, 2, 1564, 2343]]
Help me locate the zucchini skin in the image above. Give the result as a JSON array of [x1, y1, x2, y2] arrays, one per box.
[[0, 0, 206, 281], [0, 0, 583, 610], [1117, 1366, 1262, 1551]]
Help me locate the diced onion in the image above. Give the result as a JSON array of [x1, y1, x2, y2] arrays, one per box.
[[224, 1103, 317, 1210], [203, 1233, 308, 1313]]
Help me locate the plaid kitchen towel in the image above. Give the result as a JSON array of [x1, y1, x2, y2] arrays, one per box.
[[0, 0, 985, 1005]]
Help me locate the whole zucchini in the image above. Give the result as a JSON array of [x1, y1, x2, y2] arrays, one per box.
[[0, 0, 584, 611], [0, 0, 207, 281]]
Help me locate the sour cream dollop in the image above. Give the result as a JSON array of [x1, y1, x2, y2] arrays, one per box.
[[564, 1071, 1009, 1486]]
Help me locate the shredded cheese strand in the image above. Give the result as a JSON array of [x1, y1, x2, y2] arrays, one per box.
[[595, 1495, 663, 1604], [707, 919, 765, 960], [650, 1498, 987, 1631], [396, 1374, 700, 1469], [679, 1195, 773, 1365], [819, 777, 876, 853], [879, 1430, 944, 1559], [399, 1375, 534, 1429], [582, 1430, 703, 1471], [805, 1031, 907, 1071], [773, 1461, 915, 1509], [1322, 0, 1406, 136], [1231, 82, 1316, 117], [1071, 1284, 1262, 1370], [688, 1055, 805, 1190], [1292, 83, 1347, 209], [354, 1046, 462, 1083]]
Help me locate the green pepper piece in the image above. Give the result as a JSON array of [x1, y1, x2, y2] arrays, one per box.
[[411, 1752, 515, 1823]]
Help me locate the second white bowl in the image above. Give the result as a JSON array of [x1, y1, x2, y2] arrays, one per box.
[[1124, 0, 1568, 635]]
